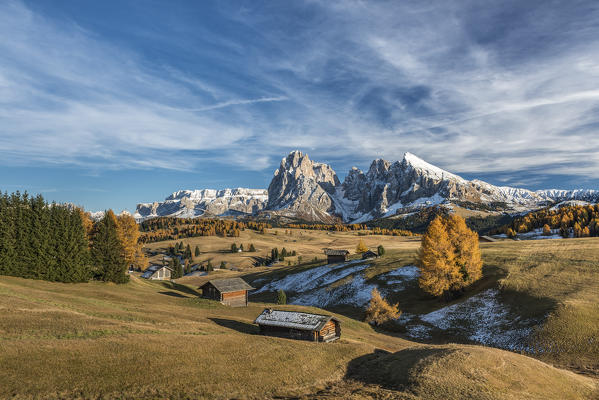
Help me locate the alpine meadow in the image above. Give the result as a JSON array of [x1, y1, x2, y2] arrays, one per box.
[[1, 1, 599, 399]]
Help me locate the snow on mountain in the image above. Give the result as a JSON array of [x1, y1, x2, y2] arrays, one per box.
[[134, 188, 268, 221], [133, 151, 598, 223]]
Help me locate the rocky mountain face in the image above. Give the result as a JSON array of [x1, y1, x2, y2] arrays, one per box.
[[134, 151, 599, 223], [266, 151, 340, 222], [134, 188, 267, 221]]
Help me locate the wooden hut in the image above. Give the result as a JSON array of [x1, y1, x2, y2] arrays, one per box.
[[199, 277, 254, 307], [361, 250, 378, 260], [254, 309, 341, 342], [323, 249, 349, 264], [141, 265, 172, 280]]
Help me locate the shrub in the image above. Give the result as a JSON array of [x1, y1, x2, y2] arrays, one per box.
[[364, 288, 400, 326], [276, 289, 287, 305]]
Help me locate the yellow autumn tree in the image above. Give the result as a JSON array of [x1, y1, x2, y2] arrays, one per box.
[[543, 224, 552, 236], [356, 239, 369, 254], [364, 288, 401, 326], [418, 215, 482, 299], [116, 213, 148, 271], [76, 208, 94, 246]]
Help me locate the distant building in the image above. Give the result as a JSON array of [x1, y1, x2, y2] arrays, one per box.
[[141, 265, 173, 280], [361, 250, 378, 260], [198, 277, 254, 307], [254, 309, 341, 342], [323, 249, 349, 263]]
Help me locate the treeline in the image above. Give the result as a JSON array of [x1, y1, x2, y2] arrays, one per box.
[[139, 217, 271, 243], [0, 192, 146, 283], [284, 223, 414, 236], [498, 203, 599, 238]]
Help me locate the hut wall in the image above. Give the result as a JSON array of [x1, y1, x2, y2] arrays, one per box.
[[327, 254, 346, 264], [318, 320, 339, 341], [258, 325, 316, 341], [221, 290, 248, 307]]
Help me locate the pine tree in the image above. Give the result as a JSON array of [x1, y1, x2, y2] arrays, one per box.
[[249, 243, 256, 252], [356, 239, 368, 254], [377, 245, 385, 256], [364, 288, 400, 326], [185, 244, 192, 259], [231, 243, 238, 253], [220, 261, 226, 269], [239, 244, 244, 252], [195, 245, 200, 257], [276, 289, 287, 305], [91, 210, 128, 283]]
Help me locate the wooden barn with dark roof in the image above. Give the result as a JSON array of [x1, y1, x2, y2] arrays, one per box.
[[254, 309, 341, 342], [323, 249, 349, 263], [199, 277, 254, 307]]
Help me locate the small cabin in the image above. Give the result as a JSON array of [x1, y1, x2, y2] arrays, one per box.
[[198, 277, 254, 307], [141, 265, 172, 280], [254, 309, 341, 342], [361, 250, 378, 260], [324, 249, 349, 264]]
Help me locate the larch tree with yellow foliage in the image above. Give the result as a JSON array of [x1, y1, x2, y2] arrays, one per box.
[[417, 215, 482, 299], [364, 288, 401, 326], [356, 239, 369, 254], [116, 213, 148, 271]]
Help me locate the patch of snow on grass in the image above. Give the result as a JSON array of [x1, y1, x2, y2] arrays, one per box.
[[291, 273, 376, 307], [407, 289, 535, 350], [253, 260, 364, 294]]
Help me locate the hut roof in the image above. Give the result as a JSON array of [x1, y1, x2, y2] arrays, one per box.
[[254, 309, 339, 331], [200, 277, 254, 293], [323, 249, 349, 256], [362, 250, 378, 259]]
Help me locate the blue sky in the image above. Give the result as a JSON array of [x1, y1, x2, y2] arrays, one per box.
[[1, 0, 599, 212]]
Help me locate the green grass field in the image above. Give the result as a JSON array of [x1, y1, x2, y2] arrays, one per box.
[[1, 232, 598, 399]]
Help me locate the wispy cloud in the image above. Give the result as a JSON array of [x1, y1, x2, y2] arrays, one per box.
[[1, 0, 599, 189]]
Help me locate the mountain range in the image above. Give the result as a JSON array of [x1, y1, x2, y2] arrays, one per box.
[[134, 151, 599, 223]]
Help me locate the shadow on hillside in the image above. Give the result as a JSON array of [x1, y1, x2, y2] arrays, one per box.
[[209, 318, 259, 334], [158, 291, 187, 298], [345, 347, 454, 390], [158, 281, 199, 297]]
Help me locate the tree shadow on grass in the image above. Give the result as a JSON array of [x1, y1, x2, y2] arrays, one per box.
[[157, 281, 200, 297], [158, 291, 187, 298], [209, 318, 259, 334]]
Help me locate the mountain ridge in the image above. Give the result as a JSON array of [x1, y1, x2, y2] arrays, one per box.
[[133, 151, 599, 223]]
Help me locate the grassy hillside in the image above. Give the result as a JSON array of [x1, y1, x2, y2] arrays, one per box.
[[0, 274, 596, 399], [228, 236, 599, 376], [143, 227, 421, 269]]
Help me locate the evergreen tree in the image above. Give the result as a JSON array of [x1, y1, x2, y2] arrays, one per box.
[[184, 243, 192, 259], [91, 210, 128, 283], [249, 243, 256, 252], [377, 245, 385, 256], [220, 261, 226, 269], [239, 244, 244, 252], [195, 245, 200, 257], [231, 243, 238, 253]]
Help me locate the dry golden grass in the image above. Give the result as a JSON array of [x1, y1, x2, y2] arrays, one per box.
[[143, 227, 420, 269], [1, 234, 598, 399]]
